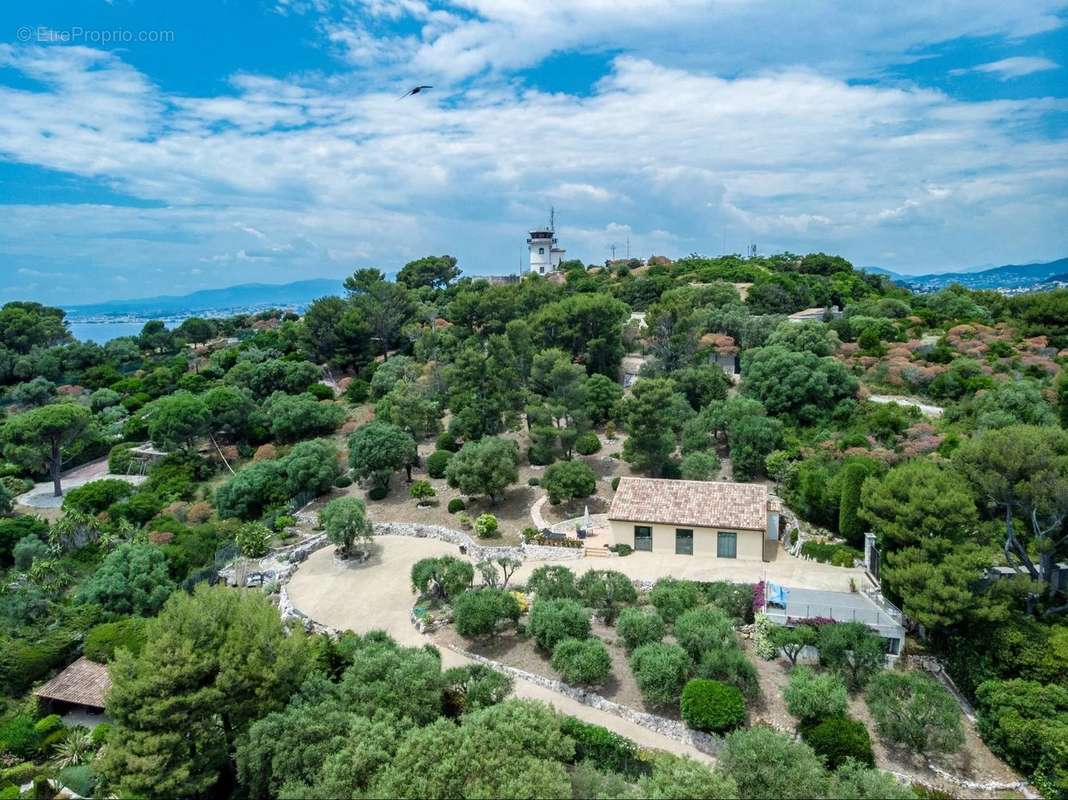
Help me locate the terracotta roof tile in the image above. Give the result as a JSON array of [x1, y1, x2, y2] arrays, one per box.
[[34, 657, 111, 709], [608, 477, 769, 531]]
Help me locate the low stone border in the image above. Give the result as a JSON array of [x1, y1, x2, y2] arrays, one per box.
[[444, 644, 724, 756], [374, 521, 585, 561]]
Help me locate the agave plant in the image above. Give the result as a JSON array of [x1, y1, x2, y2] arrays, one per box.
[[52, 728, 95, 769]]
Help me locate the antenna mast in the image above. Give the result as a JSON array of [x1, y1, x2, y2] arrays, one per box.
[[550, 206, 555, 232]]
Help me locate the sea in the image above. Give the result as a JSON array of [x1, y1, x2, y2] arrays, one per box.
[[68, 319, 181, 344]]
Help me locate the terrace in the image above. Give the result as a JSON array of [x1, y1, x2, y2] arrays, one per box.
[[764, 585, 906, 652]]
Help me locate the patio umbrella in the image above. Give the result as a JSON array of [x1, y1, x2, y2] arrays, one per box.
[[583, 505, 591, 531]]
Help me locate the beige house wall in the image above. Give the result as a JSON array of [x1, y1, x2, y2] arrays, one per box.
[[608, 519, 765, 561]]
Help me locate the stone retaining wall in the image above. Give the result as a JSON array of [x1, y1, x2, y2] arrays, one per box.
[[445, 644, 724, 757], [373, 522, 584, 561]]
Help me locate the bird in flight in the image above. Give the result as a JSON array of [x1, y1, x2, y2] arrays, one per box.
[[399, 85, 432, 99]]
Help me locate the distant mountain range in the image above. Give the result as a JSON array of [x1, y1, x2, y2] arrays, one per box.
[[64, 279, 343, 319], [863, 257, 1068, 292]]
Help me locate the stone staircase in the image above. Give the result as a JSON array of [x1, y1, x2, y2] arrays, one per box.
[[584, 545, 611, 558]]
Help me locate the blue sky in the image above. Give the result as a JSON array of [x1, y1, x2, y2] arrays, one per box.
[[0, 0, 1066, 304]]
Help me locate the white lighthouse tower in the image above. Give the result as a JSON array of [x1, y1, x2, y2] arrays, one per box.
[[528, 208, 565, 275]]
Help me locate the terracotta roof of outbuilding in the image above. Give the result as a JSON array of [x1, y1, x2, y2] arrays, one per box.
[[608, 477, 769, 531], [34, 657, 111, 710]]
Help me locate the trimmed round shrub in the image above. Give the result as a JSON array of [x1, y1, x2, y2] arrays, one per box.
[[616, 607, 665, 651], [649, 578, 702, 624], [681, 678, 746, 734], [526, 564, 579, 600], [529, 599, 591, 652], [784, 666, 848, 723], [674, 605, 734, 660], [367, 485, 388, 501], [551, 637, 612, 686], [527, 477, 540, 486], [473, 513, 498, 538], [630, 642, 692, 707], [85, 617, 148, 663], [697, 647, 759, 700], [334, 474, 353, 488], [453, 588, 521, 638], [800, 715, 874, 769], [447, 497, 466, 514], [427, 449, 453, 479], [611, 476, 621, 491], [575, 432, 602, 455]]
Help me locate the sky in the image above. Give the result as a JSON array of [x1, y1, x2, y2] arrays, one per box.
[[0, 1, 1066, 305]]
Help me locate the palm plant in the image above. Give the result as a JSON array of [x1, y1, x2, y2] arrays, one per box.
[[52, 729, 95, 769]]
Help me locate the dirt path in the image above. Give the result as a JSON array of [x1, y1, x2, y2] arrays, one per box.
[[868, 394, 944, 417], [287, 538, 715, 763]]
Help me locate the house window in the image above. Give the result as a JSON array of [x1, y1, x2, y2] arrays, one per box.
[[717, 532, 737, 559], [539, 247, 545, 254], [634, 526, 652, 552], [675, 529, 693, 555]]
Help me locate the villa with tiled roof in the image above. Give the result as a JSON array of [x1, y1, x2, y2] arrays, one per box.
[[607, 477, 781, 560]]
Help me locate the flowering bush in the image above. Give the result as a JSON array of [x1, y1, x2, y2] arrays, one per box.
[[754, 612, 777, 660]]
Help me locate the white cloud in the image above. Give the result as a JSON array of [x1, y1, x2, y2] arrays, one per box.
[[0, 39, 1065, 302], [950, 56, 1062, 79]]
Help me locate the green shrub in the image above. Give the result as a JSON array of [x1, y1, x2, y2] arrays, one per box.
[[575, 432, 602, 455], [306, 383, 334, 400], [453, 588, 521, 638], [0, 715, 38, 759], [409, 480, 436, 505], [680, 678, 746, 734], [527, 477, 540, 486], [617, 607, 666, 651], [551, 638, 612, 686], [57, 765, 97, 798], [609, 543, 633, 556], [344, 379, 369, 404], [85, 617, 148, 663], [866, 670, 964, 753], [526, 565, 579, 600], [447, 497, 466, 514], [90, 724, 111, 748], [674, 606, 734, 660], [0, 630, 79, 694], [560, 717, 650, 778], [333, 474, 353, 488], [1, 763, 39, 787], [611, 476, 621, 491], [0, 786, 20, 800], [801, 541, 861, 567], [33, 716, 62, 741], [0, 516, 49, 565], [367, 485, 388, 501], [13, 536, 49, 570], [697, 647, 759, 700], [473, 513, 498, 538], [529, 599, 591, 652], [648, 578, 702, 623], [435, 431, 461, 452], [783, 666, 848, 722], [699, 582, 755, 624], [630, 643, 692, 707], [426, 450, 453, 479], [817, 622, 886, 691], [107, 442, 137, 474], [63, 478, 134, 515], [800, 715, 874, 769]]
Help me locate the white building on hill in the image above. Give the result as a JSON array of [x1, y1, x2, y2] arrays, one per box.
[[528, 209, 566, 274]]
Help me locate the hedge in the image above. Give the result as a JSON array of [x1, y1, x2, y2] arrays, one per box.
[[560, 717, 651, 778], [85, 617, 148, 663], [801, 541, 861, 568], [680, 679, 746, 734]]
